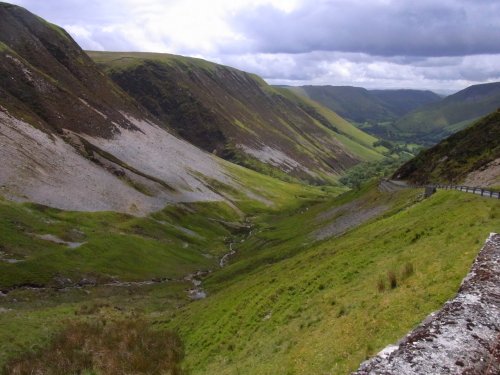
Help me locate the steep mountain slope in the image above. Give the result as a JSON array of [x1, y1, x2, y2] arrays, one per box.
[[394, 110, 500, 187], [283, 85, 441, 123], [395, 82, 500, 141], [0, 2, 270, 215], [89, 52, 386, 183]]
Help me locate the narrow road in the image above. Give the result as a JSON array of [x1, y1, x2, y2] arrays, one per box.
[[380, 179, 500, 199]]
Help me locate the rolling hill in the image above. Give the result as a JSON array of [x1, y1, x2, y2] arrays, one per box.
[[394, 82, 500, 142], [283, 85, 441, 124], [394, 109, 500, 187], [89, 52, 386, 183]]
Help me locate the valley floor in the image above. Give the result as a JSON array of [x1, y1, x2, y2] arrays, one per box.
[[0, 183, 499, 374]]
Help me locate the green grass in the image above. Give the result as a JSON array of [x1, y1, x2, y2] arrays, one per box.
[[0, 174, 330, 368], [395, 82, 500, 139], [0, 199, 243, 288], [395, 110, 500, 184], [38, 17, 71, 41], [221, 160, 342, 214], [1, 179, 498, 374], [164, 188, 499, 375], [0, 41, 10, 52], [87, 51, 222, 73]]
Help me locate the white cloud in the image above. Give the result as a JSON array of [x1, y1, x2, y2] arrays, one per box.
[[7, 0, 500, 91], [222, 52, 500, 92]]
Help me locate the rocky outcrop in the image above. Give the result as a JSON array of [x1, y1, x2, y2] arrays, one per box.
[[353, 233, 500, 375]]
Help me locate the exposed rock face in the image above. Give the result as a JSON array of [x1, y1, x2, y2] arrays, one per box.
[[0, 3, 246, 215], [353, 233, 500, 375], [313, 197, 388, 241], [464, 158, 500, 188]]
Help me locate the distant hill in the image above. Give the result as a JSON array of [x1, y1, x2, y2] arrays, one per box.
[[395, 82, 500, 142], [89, 52, 386, 183], [370, 89, 443, 117], [393, 110, 500, 187], [282, 85, 441, 124]]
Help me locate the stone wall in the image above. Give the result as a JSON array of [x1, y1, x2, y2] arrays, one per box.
[[353, 233, 500, 375]]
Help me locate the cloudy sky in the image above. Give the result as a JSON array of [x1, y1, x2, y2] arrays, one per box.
[[9, 0, 500, 92]]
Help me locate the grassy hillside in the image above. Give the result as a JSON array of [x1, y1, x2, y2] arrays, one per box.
[[395, 82, 500, 142], [0, 165, 333, 289], [284, 85, 392, 123], [394, 110, 500, 186], [1, 4, 499, 375], [2, 2, 270, 214], [0, 167, 335, 368], [2, 181, 498, 374], [370, 89, 442, 117], [283, 85, 441, 143], [164, 185, 500, 375], [88, 52, 386, 183], [0, 152, 488, 373]]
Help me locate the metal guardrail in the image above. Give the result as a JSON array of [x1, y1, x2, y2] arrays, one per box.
[[434, 184, 500, 199], [383, 180, 500, 199]]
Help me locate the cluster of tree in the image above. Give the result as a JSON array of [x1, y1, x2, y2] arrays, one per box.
[[373, 139, 424, 156], [340, 154, 414, 189]]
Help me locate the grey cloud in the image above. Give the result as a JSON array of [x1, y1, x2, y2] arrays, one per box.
[[9, 0, 500, 91], [216, 52, 500, 91], [229, 0, 500, 57]]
